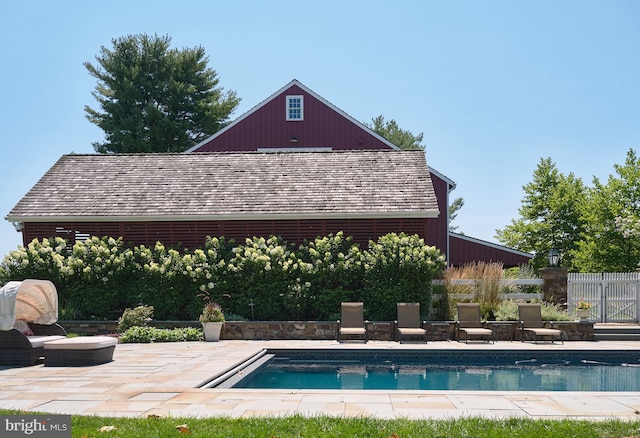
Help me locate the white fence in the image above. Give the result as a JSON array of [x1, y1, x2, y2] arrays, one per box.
[[567, 273, 640, 323], [432, 278, 544, 300]]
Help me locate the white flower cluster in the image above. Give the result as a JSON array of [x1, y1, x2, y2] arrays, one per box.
[[615, 216, 640, 239]]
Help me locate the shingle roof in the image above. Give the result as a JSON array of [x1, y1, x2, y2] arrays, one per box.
[[6, 150, 439, 221]]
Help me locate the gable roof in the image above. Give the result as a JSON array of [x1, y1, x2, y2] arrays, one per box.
[[6, 150, 439, 222], [186, 79, 401, 153]]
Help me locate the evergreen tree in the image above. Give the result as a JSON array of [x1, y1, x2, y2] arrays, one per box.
[[84, 34, 240, 153], [367, 114, 425, 150]]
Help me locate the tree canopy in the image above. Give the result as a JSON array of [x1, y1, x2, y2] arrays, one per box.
[[497, 149, 640, 272], [366, 115, 425, 150], [84, 34, 240, 153], [448, 197, 465, 233], [572, 149, 640, 272], [495, 158, 587, 270]]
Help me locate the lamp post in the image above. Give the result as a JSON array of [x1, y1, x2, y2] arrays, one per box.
[[541, 247, 567, 305], [548, 247, 560, 268]]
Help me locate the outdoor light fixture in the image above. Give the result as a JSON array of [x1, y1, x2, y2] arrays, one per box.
[[548, 247, 560, 267], [290, 135, 298, 143]]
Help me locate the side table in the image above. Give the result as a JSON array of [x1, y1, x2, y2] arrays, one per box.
[[491, 322, 515, 342], [430, 322, 451, 341]]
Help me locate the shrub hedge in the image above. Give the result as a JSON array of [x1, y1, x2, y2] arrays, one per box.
[[0, 232, 446, 321], [119, 326, 202, 343]]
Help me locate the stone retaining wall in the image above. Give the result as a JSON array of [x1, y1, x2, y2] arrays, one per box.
[[59, 320, 594, 341]]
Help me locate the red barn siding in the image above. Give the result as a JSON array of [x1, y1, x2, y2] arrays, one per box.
[[425, 173, 450, 257], [23, 219, 430, 250], [449, 234, 531, 268], [193, 85, 392, 152]]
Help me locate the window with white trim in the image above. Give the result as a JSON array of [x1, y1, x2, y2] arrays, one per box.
[[286, 95, 303, 121]]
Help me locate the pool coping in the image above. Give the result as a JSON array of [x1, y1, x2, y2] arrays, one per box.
[[2, 339, 640, 419]]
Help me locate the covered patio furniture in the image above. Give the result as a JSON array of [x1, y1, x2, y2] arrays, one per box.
[[456, 303, 495, 343], [44, 336, 118, 366], [395, 302, 427, 343], [518, 303, 564, 344], [337, 302, 368, 343], [0, 279, 67, 366]]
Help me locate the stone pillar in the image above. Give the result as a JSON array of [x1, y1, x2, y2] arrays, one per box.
[[539, 267, 568, 305]]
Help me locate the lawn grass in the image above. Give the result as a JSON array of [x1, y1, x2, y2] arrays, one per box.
[[3, 410, 640, 437]]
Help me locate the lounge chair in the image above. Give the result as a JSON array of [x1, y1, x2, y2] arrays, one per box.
[[337, 302, 368, 343], [395, 302, 427, 343], [0, 280, 67, 366], [518, 303, 564, 344], [455, 303, 495, 343]]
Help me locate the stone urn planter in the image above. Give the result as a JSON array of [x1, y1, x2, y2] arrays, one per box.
[[199, 300, 225, 342], [576, 308, 590, 320], [201, 321, 224, 341]]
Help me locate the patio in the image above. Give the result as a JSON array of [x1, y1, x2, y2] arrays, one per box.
[[2, 339, 640, 419]]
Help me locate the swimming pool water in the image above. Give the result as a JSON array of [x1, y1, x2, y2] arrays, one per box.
[[212, 348, 640, 392], [234, 361, 640, 391]]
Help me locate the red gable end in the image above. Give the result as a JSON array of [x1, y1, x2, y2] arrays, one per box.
[[185, 79, 532, 267], [188, 80, 396, 152]]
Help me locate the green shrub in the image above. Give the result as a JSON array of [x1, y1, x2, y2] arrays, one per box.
[[1, 232, 447, 321], [296, 232, 365, 320], [495, 300, 572, 322], [362, 233, 446, 320], [493, 299, 519, 321], [540, 301, 572, 321], [119, 326, 202, 343], [117, 305, 154, 333], [222, 311, 247, 321]]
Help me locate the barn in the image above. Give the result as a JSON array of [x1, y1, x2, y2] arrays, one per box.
[[6, 80, 531, 266]]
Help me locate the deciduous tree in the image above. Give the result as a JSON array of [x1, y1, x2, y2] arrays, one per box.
[[495, 158, 587, 270], [573, 149, 640, 272]]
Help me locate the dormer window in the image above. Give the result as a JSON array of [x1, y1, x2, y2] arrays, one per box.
[[286, 95, 303, 121]]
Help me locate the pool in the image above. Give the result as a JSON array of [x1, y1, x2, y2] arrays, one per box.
[[204, 349, 640, 392]]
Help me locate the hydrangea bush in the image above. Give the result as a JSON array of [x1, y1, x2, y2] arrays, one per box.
[[0, 232, 446, 321]]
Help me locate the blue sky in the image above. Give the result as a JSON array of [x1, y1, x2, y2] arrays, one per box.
[[1, 1, 639, 258]]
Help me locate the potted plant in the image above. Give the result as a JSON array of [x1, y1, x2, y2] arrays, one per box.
[[576, 300, 591, 320], [198, 288, 225, 341]]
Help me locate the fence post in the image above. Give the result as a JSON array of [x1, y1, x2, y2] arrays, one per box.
[[539, 267, 568, 305], [637, 277, 640, 324]]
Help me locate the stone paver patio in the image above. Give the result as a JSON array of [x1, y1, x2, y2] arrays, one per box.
[[2, 339, 640, 419]]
